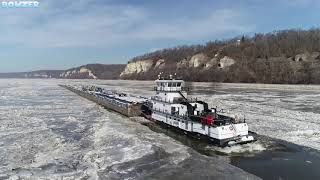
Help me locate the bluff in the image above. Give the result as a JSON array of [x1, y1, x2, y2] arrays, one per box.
[[59, 64, 125, 79], [120, 28, 320, 84]]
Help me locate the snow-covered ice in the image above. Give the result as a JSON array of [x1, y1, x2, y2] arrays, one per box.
[[199, 83, 320, 151], [0, 79, 259, 180]]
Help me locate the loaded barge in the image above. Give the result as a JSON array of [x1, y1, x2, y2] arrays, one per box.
[[59, 84, 148, 117], [60, 76, 255, 146]]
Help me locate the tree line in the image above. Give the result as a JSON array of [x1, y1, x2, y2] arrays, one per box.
[[126, 28, 320, 84]]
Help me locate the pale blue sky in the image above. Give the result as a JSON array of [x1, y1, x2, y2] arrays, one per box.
[[1, 0, 320, 72]]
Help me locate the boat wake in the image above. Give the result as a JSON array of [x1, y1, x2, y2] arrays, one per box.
[[206, 141, 267, 155]]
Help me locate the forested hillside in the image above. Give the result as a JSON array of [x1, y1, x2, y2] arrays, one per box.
[[121, 28, 320, 84]]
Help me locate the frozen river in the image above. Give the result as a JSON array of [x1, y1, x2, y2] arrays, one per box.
[[0, 79, 259, 179], [1, 79, 320, 179]]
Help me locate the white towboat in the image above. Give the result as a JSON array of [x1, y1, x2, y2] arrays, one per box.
[[149, 75, 255, 146]]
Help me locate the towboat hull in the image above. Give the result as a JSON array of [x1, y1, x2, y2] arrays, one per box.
[[153, 118, 255, 147]]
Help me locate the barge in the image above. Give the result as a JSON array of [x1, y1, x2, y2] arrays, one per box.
[[59, 84, 147, 117], [60, 76, 255, 146]]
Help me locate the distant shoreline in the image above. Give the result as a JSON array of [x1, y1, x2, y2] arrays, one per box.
[[1, 77, 320, 86]]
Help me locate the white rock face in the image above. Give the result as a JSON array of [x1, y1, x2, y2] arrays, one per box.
[[88, 71, 97, 79], [219, 56, 235, 68], [154, 59, 165, 69], [205, 58, 218, 68], [189, 53, 209, 68], [79, 67, 89, 73], [59, 67, 97, 79], [120, 60, 154, 76], [294, 52, 320, 62], [59, 71, 71, 77]]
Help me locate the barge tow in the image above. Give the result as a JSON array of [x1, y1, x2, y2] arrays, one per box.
[[60, 76, 255, 146]]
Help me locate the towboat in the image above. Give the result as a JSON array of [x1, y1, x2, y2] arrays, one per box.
[[149, 75, 255, 146]]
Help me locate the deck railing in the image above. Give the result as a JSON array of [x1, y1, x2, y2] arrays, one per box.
[[153, 86, 189, 92]]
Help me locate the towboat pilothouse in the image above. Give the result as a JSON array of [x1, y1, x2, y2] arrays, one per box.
[[150, 75, 255, 146]]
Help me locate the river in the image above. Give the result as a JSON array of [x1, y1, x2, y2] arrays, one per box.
[[1, 79, 320, 180]]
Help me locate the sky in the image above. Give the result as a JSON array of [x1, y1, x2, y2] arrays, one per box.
[[0, 0, 320, 72]]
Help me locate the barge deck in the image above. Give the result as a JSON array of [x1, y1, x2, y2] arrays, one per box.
[[59, 84, 148, 117]]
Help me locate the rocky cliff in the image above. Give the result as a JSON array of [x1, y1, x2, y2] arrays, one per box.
[[120, 50, 320, 83], [120, 28, 320, 84], [120, 60, 154, 77], [60, 64, 125, 79], [120, 53, 237, 81]]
